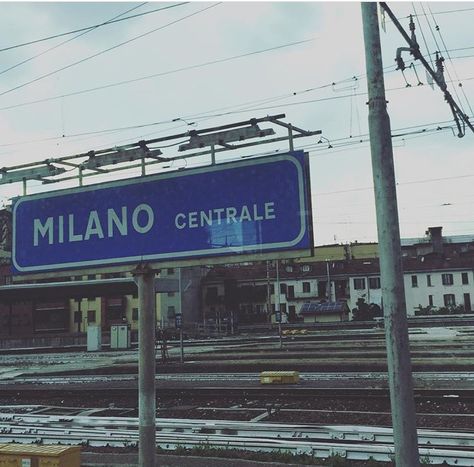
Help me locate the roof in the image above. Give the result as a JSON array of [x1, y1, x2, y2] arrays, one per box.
[[299, 301, 349, 315], [203, 248, 474, 285], [0, 277, 179, 302], [401, 234, 474, 246]]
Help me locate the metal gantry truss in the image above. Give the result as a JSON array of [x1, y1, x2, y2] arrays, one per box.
[[0, 114, 322, 195]]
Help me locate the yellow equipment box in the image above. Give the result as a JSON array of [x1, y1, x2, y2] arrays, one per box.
[[0, 444, 81, 467], [260, 371, 299, 384]]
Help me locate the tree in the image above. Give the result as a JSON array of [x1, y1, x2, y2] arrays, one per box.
[[352, 298, 382, 321]]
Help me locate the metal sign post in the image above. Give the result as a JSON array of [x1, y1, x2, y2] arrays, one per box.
[[275, 260, 283, 349], [134, 264, 157, 467], [180, 327, 184, 364]]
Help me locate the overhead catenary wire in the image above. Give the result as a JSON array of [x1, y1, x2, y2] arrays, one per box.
[[0, 2, 190, 53], [1, 73, 471, 151], [381, 2, 474, 137], [0, 84, 415, 148], [2, 122, 473, 237], [420, 3, 465, 112], [0, 35, 468, 115], [0, 2, 221, 99], [417, 6, 474, 16], [0, 2, 149, 77], [0, 37, 315, 112], [411, 3, 434, 69], [427, 5, 474, 117], [0, 6, 472, 240]]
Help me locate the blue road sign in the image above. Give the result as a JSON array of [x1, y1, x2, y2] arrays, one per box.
[[12, 151, 312, 273]]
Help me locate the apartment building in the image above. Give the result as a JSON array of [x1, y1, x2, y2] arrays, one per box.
[[202, 227, 474, 324]]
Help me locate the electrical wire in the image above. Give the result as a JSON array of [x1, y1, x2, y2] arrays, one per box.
[[1, 41, 465, 115], [421, 3, 464, 111], [0, 2, 189, 53], [0, 3, 221, 99], [0, 80, 470, 151], [0, 37, 314, 112], [412, 2, 434, 68], [428, 5, 474, 116], [0, 3, 148, 77], [421, 6, 474, 16], [314, 169, 474, 197]]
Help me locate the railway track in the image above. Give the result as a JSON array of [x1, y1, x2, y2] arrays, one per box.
[[3, 371, 474, 385], [1, 372, 474, 403], [0, 411, 473, 465]]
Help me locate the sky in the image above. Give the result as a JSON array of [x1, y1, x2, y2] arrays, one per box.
[[0, 1, 473, 246]]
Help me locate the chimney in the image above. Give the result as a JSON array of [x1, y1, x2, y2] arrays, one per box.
[[426, 226, 443, 254]]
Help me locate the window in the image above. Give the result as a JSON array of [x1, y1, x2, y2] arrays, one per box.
[[87, 274, 96, 280], [280, 283, 287, 294], [443, 294, 456, 306], [270, 284, 275, 295], [287, 285, 295, 299], [302, 264, 311, 272], [335, 280, 349, 298], [427, 275, 432, 287], [302, 282, 311, 293], [167, 268, 175, 275], [353, 278, 366, 290], [442, 273, 454, 286], [318, 280, 327, 297], [285, 266, 293, 273], [87, 297, 95, 302], [411, 275, 418, 288], [369, 277, 381, 289], [87, 310, 96, 323], [428, 295, 434, 307], [464, 293, 471, 311], [462, 272, 469, 285], [167, 306, 175, 318], [132, 308, 139, 321], [167, 292, 175, 297]]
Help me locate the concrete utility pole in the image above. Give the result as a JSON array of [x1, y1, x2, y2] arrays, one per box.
[[361, 3, 420, 466], [135, 264, 157, 467]]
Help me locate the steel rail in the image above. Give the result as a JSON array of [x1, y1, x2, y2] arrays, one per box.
[[204, 405, 474, 421], [0, 416, 474, 465], [3, 412, 474, 448], [1, 386, 474, 402], [5, 371, 474, 385]]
